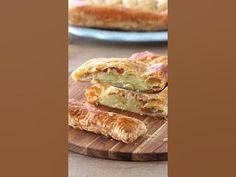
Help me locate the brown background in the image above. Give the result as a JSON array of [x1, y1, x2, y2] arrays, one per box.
[[1, 0, 236, 177], [0, 1, 68, 177], [169, 0, 236, 177]]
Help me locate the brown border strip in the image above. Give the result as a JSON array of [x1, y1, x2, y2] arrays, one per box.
[[0, 1, 68, 177], [169, 1, 236, 177]]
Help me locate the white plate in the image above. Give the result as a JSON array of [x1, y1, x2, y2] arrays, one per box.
[[69, 26, 168, 42]]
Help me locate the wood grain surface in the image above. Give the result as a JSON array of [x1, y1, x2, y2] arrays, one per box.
[[68, 78, 168, 161]]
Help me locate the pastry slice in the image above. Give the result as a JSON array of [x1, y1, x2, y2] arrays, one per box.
[[68, 99, 147, 143], [69, 0, 168, 31], [85, 84, 168, 118], [71, 51, 168, 93]]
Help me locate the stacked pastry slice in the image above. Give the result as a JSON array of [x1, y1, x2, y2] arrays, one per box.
[[69, 51, 168, 143], [85, 84, 168, 118]]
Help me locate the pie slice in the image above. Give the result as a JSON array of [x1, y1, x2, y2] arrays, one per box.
[[85, 84, 168, 118], [68, 99, 147, 143], [71, 51, 168, 93], [69, 0, 168, 31]]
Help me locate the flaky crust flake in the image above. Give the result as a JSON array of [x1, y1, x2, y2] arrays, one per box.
[[68, 99, 147, 143]]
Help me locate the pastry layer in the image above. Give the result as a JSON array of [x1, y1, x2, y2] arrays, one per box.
[[86, 84, 168, 117], [69, 0, 168, 31], [71, 51, 168, 93], [68, 99, 147, 143]]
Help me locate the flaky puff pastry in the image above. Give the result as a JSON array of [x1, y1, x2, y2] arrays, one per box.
[[69, 0, 168, 31], [68, 99, 147, 143], [86, 84, 168, 118], [71, 51, 168, 93]]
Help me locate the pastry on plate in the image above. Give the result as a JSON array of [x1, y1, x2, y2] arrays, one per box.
[[86, 84, 168, 117], [71, 51, 168, 93], [68, 99, 147, 143], [69, 0, 168, 31]]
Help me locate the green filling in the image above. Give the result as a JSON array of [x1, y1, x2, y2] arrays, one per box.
[[95, 72, 148, 91], [99, 94, 142, 113]]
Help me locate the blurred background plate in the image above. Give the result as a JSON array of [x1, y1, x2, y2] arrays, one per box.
[[69, 26, 168, 42]]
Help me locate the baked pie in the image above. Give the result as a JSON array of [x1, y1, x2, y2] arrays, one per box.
[[68, 99, 147, 143], [71, 51, 168, 93], [69, 0, 168, 31], [86, 84, 168, 117]]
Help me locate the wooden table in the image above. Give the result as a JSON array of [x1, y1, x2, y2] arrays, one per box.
[[68, 34, 168, 177]]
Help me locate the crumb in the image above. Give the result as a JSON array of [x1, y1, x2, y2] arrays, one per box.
[[108, 112, 114, 116], [163, 138, 168, 142]]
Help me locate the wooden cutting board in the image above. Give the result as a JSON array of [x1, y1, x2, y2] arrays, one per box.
[[68, 78, 168, 161]]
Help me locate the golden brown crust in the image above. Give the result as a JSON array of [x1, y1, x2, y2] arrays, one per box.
[[86, 84, 168, 117], [68, 99, 147, 143], [71, 51, 168, 93], [69, 0, 168, 31], [129, 51, 168, 65]]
